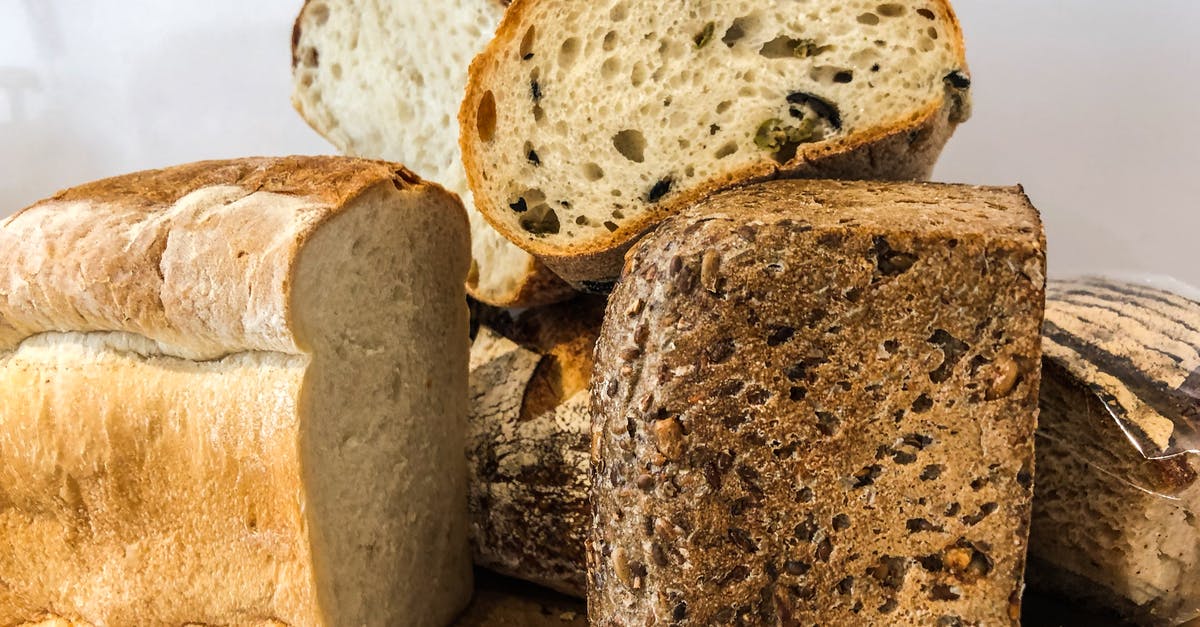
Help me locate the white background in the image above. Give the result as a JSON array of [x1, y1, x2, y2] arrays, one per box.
[[1, 1, 1197, 285]]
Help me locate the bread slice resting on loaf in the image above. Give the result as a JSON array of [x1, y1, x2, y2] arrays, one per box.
[[0, 157, 473, 626], [461, 0, 972, 289], [1030, 278, 1200, 626], [291, 0, 574, 307]]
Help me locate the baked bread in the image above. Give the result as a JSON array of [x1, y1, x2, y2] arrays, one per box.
[[468, 297, 604, 596], [589, 180, 1045, 625], [291, 0, 574, 307], [460, 0, 972, 288], [1029, 278, 1200, 626], [0, 157, 473, 626]]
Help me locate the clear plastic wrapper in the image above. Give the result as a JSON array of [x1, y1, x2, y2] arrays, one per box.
[[1033, 275, 1200, 625]]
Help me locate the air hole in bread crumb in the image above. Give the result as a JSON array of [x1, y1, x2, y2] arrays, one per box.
[[877, 4, 906, 17], [601, 57, 622, 80], [559, 37, 581, 67], [583, 162, 605, 181], [519, 26, 536, 60], [722, 16, 758, 47], [630, 62, 648, 86], [476, 91, 497, 142], [715, 142, 738, 159], [927, 27, 940, 40], [603, 31, 618, 52], [716, 100, 733, 114], [610, 2, 629, 21], [330, 63, 342, 79], [918, 8, 936, 20], [308, 3, 329, 25], [300, 47, 319, 68], [613, 129, 647, 163], [759, 36, 828, 59], [857, 12, 879, 25]]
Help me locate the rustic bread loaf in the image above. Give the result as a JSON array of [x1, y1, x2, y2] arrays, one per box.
[[589, 180, 1045, 625], [0, 157, 473, 626], [291, 0, 573, 307], [1029, 278, 1200, 626], [461, 0, 972, 288], [468, 297, 604, 596]]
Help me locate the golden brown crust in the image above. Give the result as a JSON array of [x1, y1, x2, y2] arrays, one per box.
[[459, 0, 969, 285], [0, 156, 456, 359]]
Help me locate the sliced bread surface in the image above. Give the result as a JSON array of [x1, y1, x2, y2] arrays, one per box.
[[589, 179, 1044, 625], [0, 157, 473, 626], [461, 0, 972, 287], [292, 0, 574, 306]]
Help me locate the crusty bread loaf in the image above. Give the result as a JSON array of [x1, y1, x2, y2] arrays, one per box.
[[0, 157, 473, 626], [1029, 278, 1200, 626], [468, 297, 604, 596], [589, 180, 1045, 625], [461, 0, 972, 288], [291, 0, 574, 307]]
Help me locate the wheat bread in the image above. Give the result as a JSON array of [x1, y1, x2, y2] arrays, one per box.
[[0, 157, 473, 626], [1029, 278, 1200, 626], [291, 0, 573, 307], [461, 0, 972, 288], [589, 179, 1045, 625]]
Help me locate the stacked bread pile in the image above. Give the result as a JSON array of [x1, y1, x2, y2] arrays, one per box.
[[0, 0, 1193, 625]]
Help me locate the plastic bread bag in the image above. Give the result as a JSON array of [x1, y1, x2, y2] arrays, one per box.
[[1030, 275, 1200, 626]]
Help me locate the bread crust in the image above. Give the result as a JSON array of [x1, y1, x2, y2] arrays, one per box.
[[0, 156, 461, 359], [468, 297, 604, 596], [460, 0, 970, 286]]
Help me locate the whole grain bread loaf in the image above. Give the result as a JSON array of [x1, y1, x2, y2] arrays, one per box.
[[460, 0, 972, 289], [0, 157, 473, 626], [589, 180, 1045, 625], [1029, 278, 1200, 626], [468, 297, 605, 596]]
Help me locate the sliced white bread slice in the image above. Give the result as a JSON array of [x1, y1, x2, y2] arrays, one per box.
[[291, 0, 575, 307], [461, 0, 971, 289]]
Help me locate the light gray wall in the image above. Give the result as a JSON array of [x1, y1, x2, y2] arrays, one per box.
[[2, 1, 1198, 285]]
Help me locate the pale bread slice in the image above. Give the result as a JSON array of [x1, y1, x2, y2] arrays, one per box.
[[291, 0, 575, 306], [461, 0, 971, 289]]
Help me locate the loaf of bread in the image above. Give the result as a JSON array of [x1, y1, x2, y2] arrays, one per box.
[[291, 0, 573, 307], [589, 180, 1045, 625], [461, 0, 972, 289], [468, 297, 604, 597], [1029, 278, 1200, 626], [0, 157, 473, 626]]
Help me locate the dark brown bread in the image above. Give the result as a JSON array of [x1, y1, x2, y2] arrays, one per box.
[[1029, 278, 1200, 626], [467, 298, 604, 596], [589, 180, 1045, 625]]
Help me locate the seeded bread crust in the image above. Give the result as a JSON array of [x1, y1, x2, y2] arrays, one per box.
[[589, 180, 1045, 625], [461, 0, 970, 288], [468, 298, 604, 596], [1029, 278, 1200, 626]]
